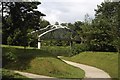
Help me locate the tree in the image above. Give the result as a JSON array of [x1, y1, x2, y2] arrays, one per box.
[[2, 2, 45, 47], [89, 2, 120, 51], [40, 19, 50, 28], [55, 22, 59, 25], [60, 23, 68, 26], [84, 13, 92, 24]]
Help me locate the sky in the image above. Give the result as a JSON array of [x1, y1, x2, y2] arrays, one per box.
[[37, 0, 104, 24]]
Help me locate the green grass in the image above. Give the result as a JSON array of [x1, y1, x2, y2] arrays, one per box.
[[1, 68, 32, 80], [25, 57, 84, 78], [1, 45, 36, 49], [62, 52, 118, 78], [41, 46, 71, 56], [2, 45, 85, 78]]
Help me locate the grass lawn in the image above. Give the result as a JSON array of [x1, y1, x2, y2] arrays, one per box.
[[62, 52, 118, 79], [2, 45, 85, 78], [41, 46, 71, 56], [1, 45, 36, 49]]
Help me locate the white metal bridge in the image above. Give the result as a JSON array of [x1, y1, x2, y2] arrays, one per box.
[[30, 24, 72, 49]]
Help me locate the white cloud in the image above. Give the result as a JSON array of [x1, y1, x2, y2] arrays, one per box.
[[38, 0, 104, 24], [44, 10, 62, 24]]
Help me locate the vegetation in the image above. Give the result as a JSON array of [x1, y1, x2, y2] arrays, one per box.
[[39, 2, 120, 54], [41, 46, 71, 56], [2, 2, 120, 53], [2, 2, 45, 47], [1, 1, 119, 79], [62, 52, 118, 78], [71, 44, 89, 56], [88, 2, 120, 52], [2, 45, 85, 78], [1, 68, 32, 80]]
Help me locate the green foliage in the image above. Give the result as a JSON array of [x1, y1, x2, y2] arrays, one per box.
[[71, 44, 89, 56], [40, 19, 50, 28], [2, 69, 31, 80], [2, 48, 17, 66], [41, 40, 70, 47], [2, 1, 120, 53], [2, 2, 44, 47], [55, 22, 59, 25], [76, 2, 120, 52], [7, 36, 13, 45], [91, 2, 120, 52], [4, 51, 16, 61], [111, 38, 120, 52]]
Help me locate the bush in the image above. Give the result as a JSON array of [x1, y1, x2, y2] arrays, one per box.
[[41, 46, 71, 56], [2, 69, 17, 79], [4, 52, 16, 61], [71, 43, 89, 56], [1, 69, 31, 80], [2, 48, 17, 67]]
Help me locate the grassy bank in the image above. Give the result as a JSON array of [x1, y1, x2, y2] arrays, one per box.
[[1, 68, 32, 80], [41, 46, 71, 56], [62, 52, 118, 78], [2, 45, 85, 78]]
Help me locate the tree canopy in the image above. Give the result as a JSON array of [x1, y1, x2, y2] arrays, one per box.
[[2, 2, 45, 47], [2, 1, 120, 52]]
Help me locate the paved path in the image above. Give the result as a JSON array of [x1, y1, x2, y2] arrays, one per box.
[[14, 71, 54, 79], [14, 57, 111, 79], [58, 56, 111, 78]]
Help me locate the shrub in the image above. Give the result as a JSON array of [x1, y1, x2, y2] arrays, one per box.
[[5, 52, 16, 61], [41, 46, 71, 56], [2, 69, 16, 79], [2, 48, 17, 66], [1, 69, 31, 79], [71, 43, 89, 56]]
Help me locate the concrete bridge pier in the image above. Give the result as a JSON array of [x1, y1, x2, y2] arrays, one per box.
[[38, 39, 41, 49]]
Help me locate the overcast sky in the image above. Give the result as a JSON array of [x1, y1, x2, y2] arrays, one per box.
[[37, 0, 104, 24]]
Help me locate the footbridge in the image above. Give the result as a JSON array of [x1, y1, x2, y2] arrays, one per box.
[[30, 25, 78, 49]]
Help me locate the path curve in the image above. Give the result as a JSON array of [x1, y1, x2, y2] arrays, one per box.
[[14, 71, 54, 79], [58, 56, 111, 78]]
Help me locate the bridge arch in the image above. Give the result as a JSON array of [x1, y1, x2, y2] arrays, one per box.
[[30, 25, 75, 49]]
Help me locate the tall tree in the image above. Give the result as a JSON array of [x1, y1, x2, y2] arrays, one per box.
[[90, 2, 120, 51], [2, 2, 45, 47]]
